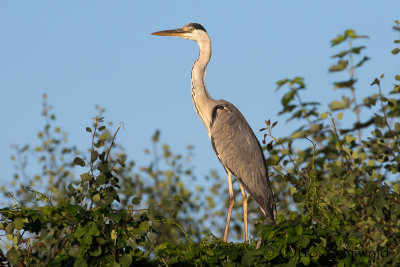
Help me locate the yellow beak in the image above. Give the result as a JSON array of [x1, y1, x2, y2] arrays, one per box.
[[151, 28, 187, 37]]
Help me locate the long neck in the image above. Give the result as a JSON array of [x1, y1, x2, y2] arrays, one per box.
[[191, 36, 213, 131]]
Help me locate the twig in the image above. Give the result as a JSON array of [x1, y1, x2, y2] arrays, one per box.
[[348, 39, 362, 141], [89, 118, 98, 176], [105, 123, 122, 162], [295, 91, 313, 128], [330, 116, 354, 171], [376, 82, 398, 142], [267, 126, 299, 174]]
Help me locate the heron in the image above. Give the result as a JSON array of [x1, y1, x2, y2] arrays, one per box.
[[152, 23, 276, 242]]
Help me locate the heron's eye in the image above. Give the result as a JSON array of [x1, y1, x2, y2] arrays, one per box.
[[188, 27, 194, 32]]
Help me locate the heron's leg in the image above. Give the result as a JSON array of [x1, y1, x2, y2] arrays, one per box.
[[223, 171, 234, 242], [239, 182, 248, 242]]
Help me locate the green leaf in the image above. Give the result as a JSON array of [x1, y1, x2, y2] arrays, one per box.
[[80, 173, 92, 182], [120, 253, 133, 266], [276, 79, 289, 90], [241, 252, 255, 266], [109, 212, 121, 222], [293, 191, 305, 203], [300, 254, 310, 265], [14, 217, 24, 231], [395, 75, 400, 81], [96, 174, 106, 185], [320, 113, 328, 119], [374, 114, 386, 128], [74, 225, 86, 238], [395, 122, 400, 132], [374, 128, 382, 137], [264, 245, 280, 260], [67, 183, 75, 197], [371, 78, 380, 86], [335, 235, 344, 246], [165, 170, 173, 179], [83, 233, 93, 245], [329, 59, 348, 72], [5, 223, 14, 235], [281, 90, 296, 107], [332, 50, 348, 58], [291, 76, 305, 87], [290, 131, 304, 139], [96, 237, 106, 244], [99, 132, 110, 142], [89, 245, 102, 257], [86, 127, 92, 132], [329, 97, 351, 111], [393, 183, 400, 193], [289, 187, 297, 195], [355, 56, 370, 68], [92, 194, 101, 203], [6, 247, 19, 266], [331, 34, 346, 46], [345, 29, 355, 38], [74, 258, 88, 267], [131, 197, 141, 205], [350, 46, 366, 54], [392, 48, 400, 55], [152, 130, 160, 143], [139, 221, 150, 232], [334, 79, 356, 89], [65, 204, 80, 215], [91, 150, 99, 163], [374, 197, 384, 209], [155, 243, 168, 251], [332, 46, 366, 58], [345, 135, 356, 145], [337, 112, 343, 120], [298, 236, 310, 248], [89, 223, 100, 236], [116, 158, 126, 168], [227, 247, 238, 261], [73, 157, 86, 167]]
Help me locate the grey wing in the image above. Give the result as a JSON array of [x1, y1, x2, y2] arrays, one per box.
[[209, 101, 276, 221]]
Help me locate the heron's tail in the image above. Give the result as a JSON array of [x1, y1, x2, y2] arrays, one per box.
[[259, 184, 276, 221], [238, 175, 276, 221], [260, 198, 276, 221]]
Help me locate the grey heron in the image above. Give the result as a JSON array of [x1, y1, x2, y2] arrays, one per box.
[[152, 23, 276, 242]]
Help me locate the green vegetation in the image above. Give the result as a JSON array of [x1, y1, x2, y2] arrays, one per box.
[[1, 21, 400, 266]]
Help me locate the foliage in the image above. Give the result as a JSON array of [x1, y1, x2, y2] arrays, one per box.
[[262, 21, 400, 265], [1, 117, 153, 266], [154, 215, 369, 266], [1, 20, 400, 266]]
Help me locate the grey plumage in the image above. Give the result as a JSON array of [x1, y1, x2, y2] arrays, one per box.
[[152, 22, 276, 242], [210, 101, 276, 220]]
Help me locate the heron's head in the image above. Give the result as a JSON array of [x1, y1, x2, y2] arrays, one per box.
[[152, 23, 208, 42]]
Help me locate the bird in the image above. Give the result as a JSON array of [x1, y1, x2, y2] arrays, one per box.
[[152, 23, 276, 242]]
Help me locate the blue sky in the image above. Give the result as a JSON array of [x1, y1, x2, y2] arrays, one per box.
[[1, 1, 399, 196]]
